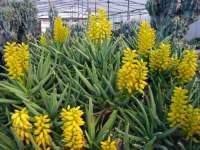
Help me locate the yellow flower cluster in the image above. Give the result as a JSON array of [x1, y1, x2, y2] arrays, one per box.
[[88, 8, 112, 43], [138, 21, 156, 55], [185, 106, 200, 139], [60, 106, 85, 150], [34, 115, 52, 150], [11, 108, 32, 144], [168, 87, 189, 128], [176, 50, 198, 83], [117, 48, 148, 94], [4, 42, 29, 80], [40, 34, 47, 46], [54, 17, 69, 45], [101, 136, 117, 150], [122, 48, 138, 64], [11, 108, 52, 149], [149, 43, 172, 71], [168, 87, 200, 139]]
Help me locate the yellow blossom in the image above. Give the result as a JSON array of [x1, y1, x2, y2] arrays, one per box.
[[101, 136, 117, 150], [168, 87, 189, 128], [176, 50, 198, 83], [88, 8, 112, 43], [122, 48, 138, 64], [60, 106, 85, 150], [117, 60, 148, 94], [138, 21, 156, 55], [117, 48, 148, 93], [18, 43, 29, 72], [4, 42, 29, 80], [149, 43, 172, 71], [11, 108, 32, 144], [184, 106, 200, 139], [34, 115, 52, 150], [54, 17, 69, 45], [168, 87, 200, 140], [40, 34, 47, 46]]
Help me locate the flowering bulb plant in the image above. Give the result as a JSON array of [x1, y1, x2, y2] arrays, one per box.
[[0, 8, 199, 150]]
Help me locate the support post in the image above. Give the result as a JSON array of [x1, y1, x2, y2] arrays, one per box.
[[107, 0, 110, 20], [127, 0, 130, 21]]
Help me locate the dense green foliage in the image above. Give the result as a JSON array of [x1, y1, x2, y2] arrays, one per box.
[[0, 7, 200, 149]]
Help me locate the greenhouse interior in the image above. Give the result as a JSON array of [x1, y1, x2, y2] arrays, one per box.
[[0, 0, 200, 149]]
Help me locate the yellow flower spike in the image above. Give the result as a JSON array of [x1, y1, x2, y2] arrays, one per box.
[[176, 50, 198, 83], [168, 87, 200, 140], [122, 48, 138, 64], [11, 108, 32, 144], [4, 42, 30, 80], [101, 136, 117, 150], [40, 34, 47, 46], [149, 43, 172, 71], [18, 43, 30, 72], [168, 87, 189, 128], [185, 107, 200, 140], [134, 61, 148, 93], [117, 48, 148, 94], [87, 8, 112, 44], [54, 17, 69, 45], [61, 106, 85, 150], [138, 21, 156, 55], [34, 115, 52, 150]]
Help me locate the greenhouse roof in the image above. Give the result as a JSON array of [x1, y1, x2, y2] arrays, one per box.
[[32, 0, 148, 21]]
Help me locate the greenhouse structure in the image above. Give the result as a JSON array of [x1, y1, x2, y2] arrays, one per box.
[[0, 0, 200, 149]]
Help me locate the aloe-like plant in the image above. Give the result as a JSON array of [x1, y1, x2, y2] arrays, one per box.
[[0, 10, 199, 150]]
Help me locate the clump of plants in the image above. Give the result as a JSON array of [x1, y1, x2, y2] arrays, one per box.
[[0, 8, 199, 150], [0, 0, 38, 42]]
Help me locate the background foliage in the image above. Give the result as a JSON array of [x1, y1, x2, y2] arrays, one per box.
[[0, 1, 200, 149]]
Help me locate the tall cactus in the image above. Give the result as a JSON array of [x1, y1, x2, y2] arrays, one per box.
[[0, 0, 7, 8], [0, 0, 11, 68], [146, 0, 200, 41], [1, 0, 37, 42], [48, 1, 58, 29]]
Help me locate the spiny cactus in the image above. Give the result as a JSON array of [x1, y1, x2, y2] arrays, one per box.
[[146, 0, 200, 41], [0, 0, 38, 42]]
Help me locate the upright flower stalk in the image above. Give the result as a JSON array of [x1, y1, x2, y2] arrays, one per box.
[[39, 34, 47, 46], [101, 136, 117, 150], [88, 8, 112, 44], [60, 106, 85, 150], [11, 108, 32, 144], [117, 48, 148, 94], [176, 50, 198, 83], [4, 42, 29, 80], [34, 115, 52, 150], [149, 43, 172, 71], [168, 87, 200, 140], [54, 17, 69, 45], [138, 21, 156, 55]]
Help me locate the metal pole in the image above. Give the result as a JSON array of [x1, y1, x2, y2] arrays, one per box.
[[71, 4, 74, 22], [107, 0, 110, 20], [95, 0, 97, 14], [78, 0, 80, 21], [82, 0, 83, 20], [87, 0, 90, 28], [87, 0, 90, 16], [127, 0, 130, 21]]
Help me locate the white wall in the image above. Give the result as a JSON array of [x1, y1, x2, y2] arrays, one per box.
[[41, 20, 50, 33], [185, 17, 200, 41]]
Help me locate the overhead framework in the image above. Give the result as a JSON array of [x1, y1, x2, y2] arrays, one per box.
[[32, 0, 148, 22]]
